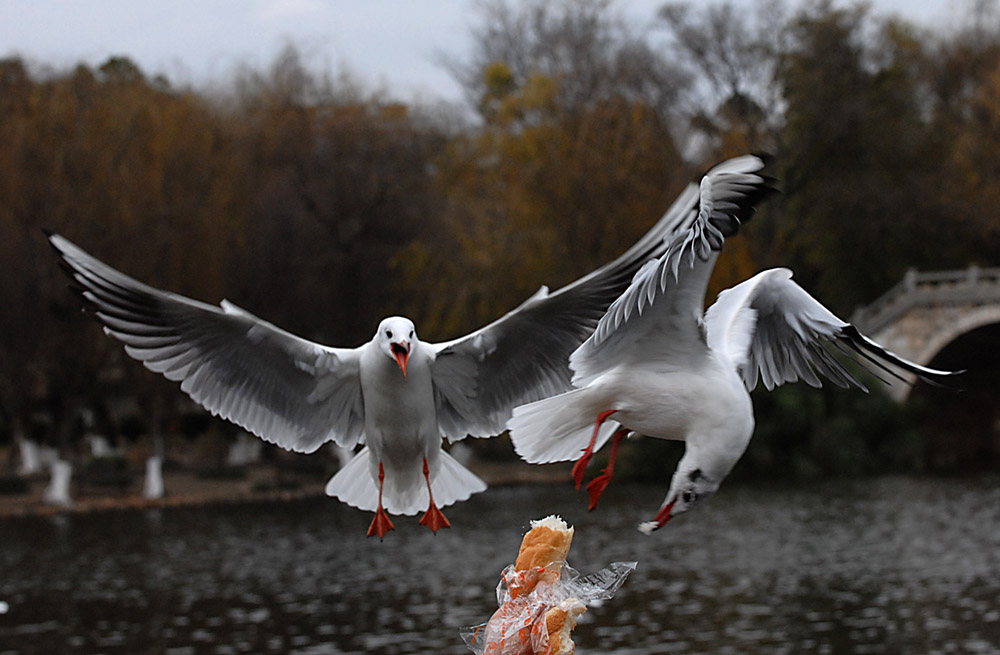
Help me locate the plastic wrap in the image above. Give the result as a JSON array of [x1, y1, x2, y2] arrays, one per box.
[[461, 559, 636, 655]]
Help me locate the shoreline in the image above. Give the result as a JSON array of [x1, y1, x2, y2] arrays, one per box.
[[0, 459, 570, 519]]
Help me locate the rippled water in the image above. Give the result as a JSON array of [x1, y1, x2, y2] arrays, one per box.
[[1, 476, 999, 654]]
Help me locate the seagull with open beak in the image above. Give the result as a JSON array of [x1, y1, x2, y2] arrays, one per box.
[[48, 154, 791, 539]]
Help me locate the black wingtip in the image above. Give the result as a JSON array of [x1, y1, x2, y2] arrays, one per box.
[[840, 324, 967, 391]]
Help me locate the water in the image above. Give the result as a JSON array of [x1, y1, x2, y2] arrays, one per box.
[[1, 476, 999, 654]]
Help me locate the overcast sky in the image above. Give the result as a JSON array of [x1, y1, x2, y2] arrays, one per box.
[[0, 0, 965, 105]]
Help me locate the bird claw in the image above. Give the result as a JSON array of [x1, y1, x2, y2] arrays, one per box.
[[571, 449, 594, 489], [419, 503, 451, 533], [367, 507, 395, 540], [586, 471, 612, 510]]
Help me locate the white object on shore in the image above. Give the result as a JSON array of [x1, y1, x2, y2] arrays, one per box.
[[87, 434, 120, 458], [42, 459, 73, 506], [143, 455, 165, 499], [18, 439, 58, 476], [226, 432, 263, 466]]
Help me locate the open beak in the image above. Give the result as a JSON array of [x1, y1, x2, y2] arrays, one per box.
[[391, 341, 410, 377]]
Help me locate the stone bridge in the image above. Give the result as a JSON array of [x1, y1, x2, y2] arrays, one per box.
[[851, 266, 1000, 402]]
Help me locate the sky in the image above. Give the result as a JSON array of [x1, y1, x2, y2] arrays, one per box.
[[0, 0, 965, 106]]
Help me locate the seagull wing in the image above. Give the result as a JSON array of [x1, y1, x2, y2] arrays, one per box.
[[49, 233, 365, 453], [704, 267, 962, 392], [569, 155, 777, 387], [429, 154, 773, 442]]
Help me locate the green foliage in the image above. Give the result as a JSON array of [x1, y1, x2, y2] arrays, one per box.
[[741, 383, 925, 479]]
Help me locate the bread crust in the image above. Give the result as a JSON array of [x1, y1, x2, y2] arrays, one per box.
[[514, 517, 574, 575]]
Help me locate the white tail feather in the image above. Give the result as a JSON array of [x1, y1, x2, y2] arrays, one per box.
[[430, 450, 488, 509], [324, 446, 486, 516], [508, 389, 618, 464], [325, 446, 377, 512]]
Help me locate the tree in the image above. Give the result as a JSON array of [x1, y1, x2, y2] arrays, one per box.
[[224, 46, 447, 346], [655, 0, 790, 155], [398, 0, 693, 338], [770, 3, 949, 312]]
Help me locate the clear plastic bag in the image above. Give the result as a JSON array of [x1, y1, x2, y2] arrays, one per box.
[[460, 560, 636, 655]]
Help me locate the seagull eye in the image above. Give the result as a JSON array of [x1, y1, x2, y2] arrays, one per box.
[[386, 330, 393, 339], [409, 330, 414, 338]]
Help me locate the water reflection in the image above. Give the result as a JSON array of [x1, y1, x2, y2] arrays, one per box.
[[1, 476, 999, 654]]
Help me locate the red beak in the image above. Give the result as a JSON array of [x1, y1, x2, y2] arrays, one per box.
[[651, 499, 676, 529], [391, 341, 409, 377]]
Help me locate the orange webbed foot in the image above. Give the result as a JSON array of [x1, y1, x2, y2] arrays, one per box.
[[419, 456, 451, 533], [419, 503, 451, 533], [367, 506, 395, 540]]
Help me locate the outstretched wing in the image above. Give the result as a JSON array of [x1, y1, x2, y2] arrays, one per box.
[[431, 154, 776, 441], [704, 267, 962, 391], [49, 233, 365, 453], [568, 155, 777, 387]]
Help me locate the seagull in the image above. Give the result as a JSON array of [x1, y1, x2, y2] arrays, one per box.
[[507, 178, 961, 535], [47, 154, 774, 538]]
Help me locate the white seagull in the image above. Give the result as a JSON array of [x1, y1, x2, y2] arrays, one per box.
[[508, 181, 961, 534], [47, 154, 774, 539]]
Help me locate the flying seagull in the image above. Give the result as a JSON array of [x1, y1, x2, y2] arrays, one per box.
[[48, 153, 774, 539], [508, 176, 961, 534]]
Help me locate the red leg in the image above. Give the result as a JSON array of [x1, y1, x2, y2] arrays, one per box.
[[585, 428, 627, 510], [419, 457, 451, 533], [571, 409, 618, 489], [366, 461, 395, 540]]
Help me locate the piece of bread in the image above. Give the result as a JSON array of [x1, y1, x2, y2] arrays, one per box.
[[479, 516, 580, 655], [514, 515, 574, 575], [544, 600, 587, 655]]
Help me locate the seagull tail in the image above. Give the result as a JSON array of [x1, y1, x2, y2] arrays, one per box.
[[325, 446, 378, 512], [428, 449, 488, 510], [325, 446, 487, 516], [508, 389, 616, 464]]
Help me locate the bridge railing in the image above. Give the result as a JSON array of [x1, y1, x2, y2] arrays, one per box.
[[852, 266, 1000, 334]]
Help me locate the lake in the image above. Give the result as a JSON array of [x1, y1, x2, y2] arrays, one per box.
[[1, 475, 999, 654]]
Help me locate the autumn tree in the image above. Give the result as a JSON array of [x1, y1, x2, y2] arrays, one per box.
[[769, 3, 951, 313], [1, 56, 247, 457], [655, 0, 790, 156], [398, 0, 694, 338], [223, 46, 447, 346]]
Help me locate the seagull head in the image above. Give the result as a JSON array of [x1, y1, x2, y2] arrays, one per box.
[[638, 465, 719, 535], [376, 316, 415, 377]]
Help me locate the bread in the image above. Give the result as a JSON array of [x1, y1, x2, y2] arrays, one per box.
[[514, 515, 574, 576], [464, 514, 634, 655], [503, 516, 583, 654], [543, 600, 587, 655]]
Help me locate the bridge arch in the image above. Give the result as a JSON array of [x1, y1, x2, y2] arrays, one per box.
[[913, 305, 1000, 373], [852, 267, 1000, 470], [852, 266, 1000, 402]]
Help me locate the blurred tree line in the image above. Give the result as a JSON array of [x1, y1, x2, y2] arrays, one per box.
[[2, 0, 999, 479]]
